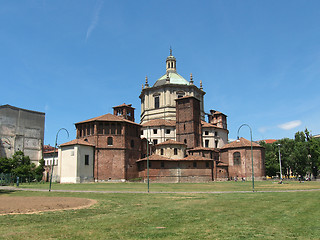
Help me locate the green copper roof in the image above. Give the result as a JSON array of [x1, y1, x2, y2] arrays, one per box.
[[153, 72, 190, 87]]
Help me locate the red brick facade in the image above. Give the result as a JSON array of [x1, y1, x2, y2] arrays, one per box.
[[220, 138, 266, 180], [175, 96, 202, 149], [75, 108, 141, 181]]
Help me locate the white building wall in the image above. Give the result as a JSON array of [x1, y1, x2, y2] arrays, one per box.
[[202, 128, 228, 149], [59, 144, 94, 183], [60, 145, 78, 183], [141, 126, 176, 145]]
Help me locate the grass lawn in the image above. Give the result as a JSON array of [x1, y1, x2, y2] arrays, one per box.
[[0, 182, 319, 239], [16, 179, 320, 193]]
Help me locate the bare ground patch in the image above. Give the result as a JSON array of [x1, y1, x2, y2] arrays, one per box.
[[0, 196, 97, 215]]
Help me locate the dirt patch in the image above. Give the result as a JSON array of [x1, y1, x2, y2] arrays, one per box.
[[0, 196, 97, 215]]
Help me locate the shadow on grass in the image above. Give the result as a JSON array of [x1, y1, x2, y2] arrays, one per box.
[[0, 189, 16, 195]]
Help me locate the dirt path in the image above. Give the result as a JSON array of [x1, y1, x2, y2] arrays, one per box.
[[0, 196, 96, 215]]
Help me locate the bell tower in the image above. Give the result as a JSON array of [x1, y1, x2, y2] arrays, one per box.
[[166, 48, 177, 73]]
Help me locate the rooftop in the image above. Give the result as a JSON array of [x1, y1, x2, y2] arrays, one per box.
[[221, 137, 262, 149], [153, 72, 190, 87], [75, 113, 140, 126], [142, 119, 175, 127], [60, 139, 95, 147]]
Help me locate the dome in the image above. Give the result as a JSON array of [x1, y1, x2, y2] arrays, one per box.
[[153, 72, 190, 87]]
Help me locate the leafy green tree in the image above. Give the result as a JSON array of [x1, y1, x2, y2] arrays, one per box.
[[34, 159, 45, 182], [1, 151, 44, 182], [260, 141, 278, 177], [0, 157, 15, 173], [11, 151, 35, 181], [276, 138, 295, 178]]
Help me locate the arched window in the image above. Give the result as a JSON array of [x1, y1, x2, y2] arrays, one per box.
[[233, 152, 241, 165], [107, 137, 113, 146], [174, 148, 178, 155], [154, 96, 160, 109]]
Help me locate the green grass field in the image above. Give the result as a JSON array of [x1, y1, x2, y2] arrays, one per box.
[[1, 181, 320, 239], [17, 179, 320, 192]]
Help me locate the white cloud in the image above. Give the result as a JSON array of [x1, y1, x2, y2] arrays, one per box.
[[258, 127, 267, 133], [86, 0, 103, 42], [278, 120, 302, 130]]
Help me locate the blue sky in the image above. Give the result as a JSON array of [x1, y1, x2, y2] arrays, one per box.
[[1, 0, 320, 145]]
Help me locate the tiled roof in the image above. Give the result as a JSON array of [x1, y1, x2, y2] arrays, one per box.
[[210, 110, 227, 116], [259, 139, 277, 144], [156, 139, 185, 146], [75, 113, 141, 126], [43, 145, 56, 152], [221, 137, 262, 149], [113, 103, 134, 109], [136, 154, 212, 162], [136, 154, 172, 162], [43, 150, 58, 154], [182, 155, 212, 161], [60, 139, 95, 147], [189, 147, 219, 152], [175, 95, 195, 100], [142, 119, 176, 127], [201, 121, 224, 129]]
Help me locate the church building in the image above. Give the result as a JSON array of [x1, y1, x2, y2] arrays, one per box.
[[55, 50, 265, 183]]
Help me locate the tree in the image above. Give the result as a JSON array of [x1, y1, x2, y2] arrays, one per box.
[[0, 151, 45, 182], [260, 141, 278, 177], [34, 159, 45, 182], [10, 151, 35, 181]]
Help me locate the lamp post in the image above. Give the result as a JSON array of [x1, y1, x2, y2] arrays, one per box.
[[278, 144, 283, 183], [49, 128, 69, 192], [237, 124, 254, 192], [146, 127, 150, 193]]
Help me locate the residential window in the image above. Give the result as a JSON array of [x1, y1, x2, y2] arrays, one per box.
[[184, 139, 187, 144], [111, 123, 115, 134], [205, 140, 209, 148], [215, 140, 218, 148], [193, 162, 197, 168], [131, 140, 134, 148], [166, 129, 171, 134], [98, 123, 103, 134], [178, 95, 183, 98], [155, 96, 160, 109], [153, 129, 158, 134], [206, 162, 209, 168], [161, 161, 165, 168], [153, 139, 158, 145], [215, 131, 218, 136], [161, 149, 164, 155], [85, 155, 89, 165], [174, 148, 178, 155], [141, 130, 143, 135], [233, 152, 241, 165], [205, 131, 209, 135], [107, 137, 113, 146]]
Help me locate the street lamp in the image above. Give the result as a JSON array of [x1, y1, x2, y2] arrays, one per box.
[[146, 127, 150, 193], [49, 128, 69, 192], [237, 124, 254, 192], [278, 144, 283, 183]]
